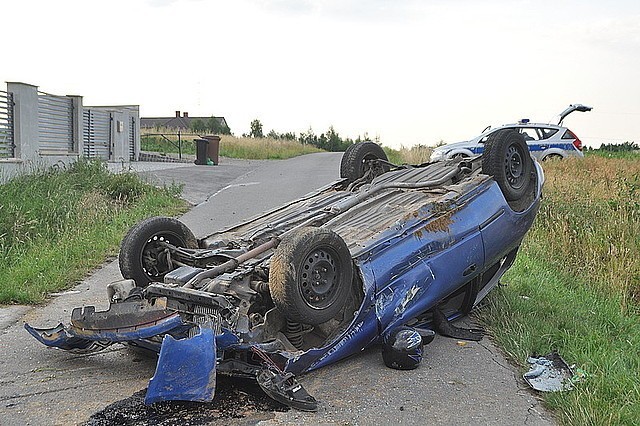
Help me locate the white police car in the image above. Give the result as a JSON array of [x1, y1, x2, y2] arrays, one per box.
[[431, 104, 592, 162]]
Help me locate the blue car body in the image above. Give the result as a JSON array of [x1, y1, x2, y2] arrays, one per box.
[[26, 151, 544, 405]]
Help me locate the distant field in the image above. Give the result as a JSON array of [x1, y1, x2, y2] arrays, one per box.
[[141, 133, 322, 160], [141, 131, 434, 164], [481, 156, 640, 425]]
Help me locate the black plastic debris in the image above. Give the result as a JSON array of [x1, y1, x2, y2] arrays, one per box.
[[257, 367, 318, 412], [251, 346, 317, 412], [433, 307, 484, 341]]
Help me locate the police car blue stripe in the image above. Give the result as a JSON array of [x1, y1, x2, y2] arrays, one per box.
[[469, 143, 576, 156]]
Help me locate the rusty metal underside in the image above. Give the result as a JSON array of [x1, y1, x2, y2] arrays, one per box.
[[203, 160, 490, 255]]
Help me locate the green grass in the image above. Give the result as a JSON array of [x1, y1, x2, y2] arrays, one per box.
[[141, 135, 196, 156], [479, 156, 640, 425], [480, 254, 639, 425], [0, 160, 188, 304]]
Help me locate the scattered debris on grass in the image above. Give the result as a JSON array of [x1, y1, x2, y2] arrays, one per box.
[[523, 352, 581, 392]]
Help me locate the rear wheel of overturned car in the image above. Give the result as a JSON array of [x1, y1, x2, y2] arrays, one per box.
[[482, 130, 533, 201], [340, 141, 390, 183], [119, 216, 198, 287], [269, 227, 353, 325]]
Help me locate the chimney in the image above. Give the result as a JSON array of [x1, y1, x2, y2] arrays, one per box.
[[175, 110, 181, 118], [183, 112, 189, 118]]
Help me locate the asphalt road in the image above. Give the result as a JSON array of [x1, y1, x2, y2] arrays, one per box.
[[0, 153, 554, 425]]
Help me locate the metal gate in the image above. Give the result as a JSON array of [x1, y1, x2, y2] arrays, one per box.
[[129, 116, 136, 160], [38, 92, 74, 153], [83, 109, 111, 160], [0, 91, 14, 158]]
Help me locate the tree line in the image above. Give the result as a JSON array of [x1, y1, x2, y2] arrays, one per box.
[[190, 117, 232, 135], [586, 141, 639, 152], [243, 119, 375, 152]]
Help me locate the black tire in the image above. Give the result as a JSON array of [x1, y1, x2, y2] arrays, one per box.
[[340, 142, 389, 183], [119, 216, 198, 287], [543, 153, 563, 161], [269, 227, 353, 325], [482, 130, 533, 201]]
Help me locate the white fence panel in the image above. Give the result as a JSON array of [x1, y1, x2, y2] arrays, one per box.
[[0, 91, 14, 158], [38, 92, 73, 153], [83, 109, 111, 160]]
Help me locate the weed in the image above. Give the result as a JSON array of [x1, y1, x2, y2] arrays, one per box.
[[0, 159, 187, 303], [480, 156, 640, 425]]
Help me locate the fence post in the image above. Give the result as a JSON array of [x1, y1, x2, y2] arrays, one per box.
[[7, 82, 39, 161], [67, 95, 83, 156], [111, 111, 127, 163], [131, 106, 140, 161]]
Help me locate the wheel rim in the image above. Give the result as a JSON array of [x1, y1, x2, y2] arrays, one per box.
[[300, 247, 340, 310], [140, 232, 184, 279], [360, 154, 377, 173], [504, 143, 526, 190]]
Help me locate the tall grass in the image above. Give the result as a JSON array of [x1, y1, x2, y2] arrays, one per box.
[[384, 145, 434, 165], [141, 132, 322, 160], [219, 135, 323, 159], [0, 160, 188, 303], [529, 157, 639, 309], [480, 156, 640, 425]]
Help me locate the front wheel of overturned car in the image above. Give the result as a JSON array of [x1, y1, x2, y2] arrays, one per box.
[[482, 130, 533, 201], [340, 141, 390, 183], [269, 227, 353, 325], [119, 216, 198, 287]]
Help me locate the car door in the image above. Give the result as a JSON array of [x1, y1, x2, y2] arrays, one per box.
[[518, 127, 545, 161], [371, 196, 486, 334]]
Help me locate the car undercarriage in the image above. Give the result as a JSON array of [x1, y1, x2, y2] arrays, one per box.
[[27, 134, 543, 409]]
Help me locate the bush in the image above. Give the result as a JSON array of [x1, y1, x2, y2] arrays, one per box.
[[0, 159, 187, 303]]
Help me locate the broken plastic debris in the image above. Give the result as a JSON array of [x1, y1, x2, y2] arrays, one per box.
[[257, 367, 317, 412], [523, 352, 575, 392]]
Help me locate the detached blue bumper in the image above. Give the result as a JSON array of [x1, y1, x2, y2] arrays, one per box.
[[25, 309, 236, 404]]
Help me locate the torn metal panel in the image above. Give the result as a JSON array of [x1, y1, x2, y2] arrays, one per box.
[[146, 326, 217, 404]]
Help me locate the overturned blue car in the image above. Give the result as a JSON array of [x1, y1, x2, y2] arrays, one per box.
[[26, 131, 543, 410]]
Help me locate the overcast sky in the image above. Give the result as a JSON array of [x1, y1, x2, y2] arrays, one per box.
[[3, 0, 639, 148]]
